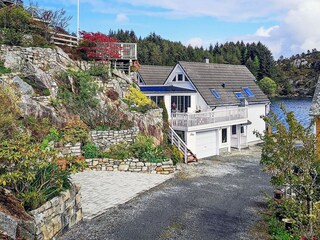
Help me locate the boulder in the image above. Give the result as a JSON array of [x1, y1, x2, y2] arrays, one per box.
[[0, 188, 35, 240], [12, 76, 34, 95]]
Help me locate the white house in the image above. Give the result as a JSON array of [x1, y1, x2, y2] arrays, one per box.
[[138, 60, 270, 160]]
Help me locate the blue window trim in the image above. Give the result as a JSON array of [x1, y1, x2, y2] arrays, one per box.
[[234, 92, 245, 99], [211, 89, 220, 99], [243, 87, 254, 97]]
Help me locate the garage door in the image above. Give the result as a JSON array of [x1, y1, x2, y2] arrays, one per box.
[[195, 130, 217, 159]]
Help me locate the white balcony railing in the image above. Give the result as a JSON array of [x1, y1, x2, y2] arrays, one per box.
[[171, 108, 248, 128]]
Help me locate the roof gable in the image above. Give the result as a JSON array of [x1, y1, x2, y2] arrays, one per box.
[[178, 61, 269, 106], [138, 65, 173, 85]]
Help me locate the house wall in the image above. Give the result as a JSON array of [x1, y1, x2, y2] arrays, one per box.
[[247, 103, 267, 143]]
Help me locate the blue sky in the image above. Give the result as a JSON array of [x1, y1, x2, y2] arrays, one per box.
[[38, 0, 320, 59]]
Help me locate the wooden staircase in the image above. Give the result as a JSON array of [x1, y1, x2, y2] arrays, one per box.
[[168, 126, 198, 163]]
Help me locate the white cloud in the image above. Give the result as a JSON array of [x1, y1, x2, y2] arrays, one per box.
[[255, 26, 279, 38], [116, 13, 129, 23], [186, 38, 204, 48]]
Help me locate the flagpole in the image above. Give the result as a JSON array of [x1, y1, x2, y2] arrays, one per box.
[[77, 0, 80, 43]]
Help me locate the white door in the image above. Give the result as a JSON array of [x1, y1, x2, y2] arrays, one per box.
[[195, 130, 217, 159]]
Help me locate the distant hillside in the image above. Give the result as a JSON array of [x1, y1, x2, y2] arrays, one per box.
[[109, 29, 320, 97], [276, 50, 320, 97]]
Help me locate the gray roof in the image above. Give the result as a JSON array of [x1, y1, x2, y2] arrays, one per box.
[[138, 65, 173, 85], [179, 61, 270, 106], [310, 77, 320, 116]]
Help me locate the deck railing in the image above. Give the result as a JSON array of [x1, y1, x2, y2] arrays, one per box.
[[51, 32, 78, 47], [171, 107, 248, 128]]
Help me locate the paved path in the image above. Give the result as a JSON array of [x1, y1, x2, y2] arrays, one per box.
[[72, 171, 173, 219], [61, 146, 272, 240]]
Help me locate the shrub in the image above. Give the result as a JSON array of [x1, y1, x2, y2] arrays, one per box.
[[0, 84, 20, 140], [22, 116, 52, 141], [88, 63, 109, 76], [40, 127, 61, 150], [82, 142, 101, 159], [19, 163, 71, 211], [57, 70, 99, 128], [31, 34, 49, 47], [106, 142, 131, 160], [0, 6, 32, 46], [124, 85, 156, 113], [130, 134, 167, 162], [62, 118, 89, 145], [0, 131, 71, 211]]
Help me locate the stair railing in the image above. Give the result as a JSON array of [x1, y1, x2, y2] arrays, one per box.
[[168, 126, 188, 163]]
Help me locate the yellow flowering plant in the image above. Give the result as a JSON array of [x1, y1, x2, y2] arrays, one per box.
[[124, 85, 155, 113]]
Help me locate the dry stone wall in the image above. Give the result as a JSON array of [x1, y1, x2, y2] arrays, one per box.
[[29, 183, 83, 240], [57, 142, 82, 157], [90, 127, 138, 151], [86, 158, 176, 175]]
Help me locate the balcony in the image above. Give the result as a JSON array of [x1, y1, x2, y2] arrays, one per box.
[[171, 107, 248, 131]]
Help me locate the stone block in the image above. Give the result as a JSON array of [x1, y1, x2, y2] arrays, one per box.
[[162, 160, 173, 165], [101, 166, 106, 171], [129, 162, 136, 167], [107, 167, 114, 171], [145, 162, 151, 167], [136, 162, 144, 167], [141, 167, 148, 171], [61, 191, 71, 202], [50, 196, 60, 207]]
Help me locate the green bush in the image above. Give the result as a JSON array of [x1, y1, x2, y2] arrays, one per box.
[[0, 6, 32, 46], [19, 163, 71, 211], [31, 34, 49, 47], [106, 142, 131, 160], [259, 77, 277, 97], [88, 64, 109, 76], [82, 142, 101, 158]]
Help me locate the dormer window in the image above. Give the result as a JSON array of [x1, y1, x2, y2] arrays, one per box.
[[177, 74, 183, 81], [234, 92, 245, 99], [243, 87, 254, 97], [211, 89, 220, 99]]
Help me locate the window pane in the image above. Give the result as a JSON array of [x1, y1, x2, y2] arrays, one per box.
[[243, 87, 254, 97], [172, 76, 176, 82], [211, 89, 220, 99], [232, 125, 237, 135], [158, 96, 164, 105], [222, 128, 227, 143], [150, 96, 156, 103], [234, 92, 245, 99], [178, 74, 183, 81], [171, 96, 177, 112]]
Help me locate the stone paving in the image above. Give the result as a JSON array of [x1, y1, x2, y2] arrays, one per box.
[[71, 171, 173, 220]]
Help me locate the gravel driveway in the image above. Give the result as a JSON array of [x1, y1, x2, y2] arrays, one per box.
[[59, 146, 272, 240]]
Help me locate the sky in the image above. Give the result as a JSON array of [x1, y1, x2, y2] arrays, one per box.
[[38, 0, 320, 59]]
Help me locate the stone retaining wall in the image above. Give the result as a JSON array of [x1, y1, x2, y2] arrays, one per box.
[[29, 184, 83, 240], [90, 127, 139, 151], [86, 158, 176, 175], [57, 142, 82, 157]]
